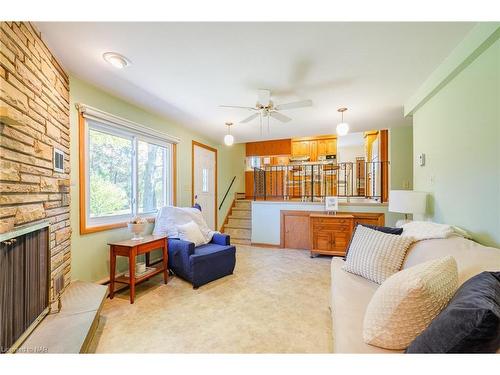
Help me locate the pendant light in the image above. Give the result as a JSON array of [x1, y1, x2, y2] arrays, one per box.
[[224, 122, 234, 146], [336, 107, 350, 136]]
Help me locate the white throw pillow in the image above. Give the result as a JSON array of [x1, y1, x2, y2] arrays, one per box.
[[177, 221, 207, 247], [363, 256, 458, 350], [342, 225, 414, 284]]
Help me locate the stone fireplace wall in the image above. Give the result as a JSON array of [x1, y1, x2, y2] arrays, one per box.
[[0, 22, 71, 291]]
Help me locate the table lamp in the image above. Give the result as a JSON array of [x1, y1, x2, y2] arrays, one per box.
[[389, 190, 427, 227]]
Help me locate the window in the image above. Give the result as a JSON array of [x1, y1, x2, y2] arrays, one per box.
[[79, 106, 177, 234], [202, 168, 209, 193], [88, 126, 133, 219], [137, 140, 168, 213]]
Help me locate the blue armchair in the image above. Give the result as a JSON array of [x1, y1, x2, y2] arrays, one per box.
[[167, 233, 236, 289]]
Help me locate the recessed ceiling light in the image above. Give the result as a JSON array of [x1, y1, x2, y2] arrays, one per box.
[[103, 52, 131, 69]]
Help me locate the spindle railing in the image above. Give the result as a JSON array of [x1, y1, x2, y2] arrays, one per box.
[[253, 161, 389, 202]]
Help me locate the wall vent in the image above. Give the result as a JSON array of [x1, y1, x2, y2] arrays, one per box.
[[53, 149, 64, 173]]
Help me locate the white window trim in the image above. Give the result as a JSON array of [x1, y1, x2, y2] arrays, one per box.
[[77, 103, 180, 144], [78, 103, 178, 231]]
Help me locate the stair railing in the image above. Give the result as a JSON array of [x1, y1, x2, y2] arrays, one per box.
[[252, 161, 389, 202], [219, 176, 237, 210]]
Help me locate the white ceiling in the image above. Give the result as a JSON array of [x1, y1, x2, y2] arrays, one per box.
[[36, 22, 474, 143]]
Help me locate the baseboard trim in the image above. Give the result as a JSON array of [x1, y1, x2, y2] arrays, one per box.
[[250, 242, 281, 248]]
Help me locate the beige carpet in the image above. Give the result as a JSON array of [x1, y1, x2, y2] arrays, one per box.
[[90, 245, 333, 353]]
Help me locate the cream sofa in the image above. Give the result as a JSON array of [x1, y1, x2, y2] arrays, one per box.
[[331, 236, 500, 353]]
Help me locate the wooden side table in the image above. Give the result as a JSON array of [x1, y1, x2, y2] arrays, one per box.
[[108, 235, 168, 304]]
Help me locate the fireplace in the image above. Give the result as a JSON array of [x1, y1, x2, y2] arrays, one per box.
[[0, 221, 50, 353]]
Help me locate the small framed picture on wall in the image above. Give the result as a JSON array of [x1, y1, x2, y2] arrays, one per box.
[[325, 196, 339, 214]]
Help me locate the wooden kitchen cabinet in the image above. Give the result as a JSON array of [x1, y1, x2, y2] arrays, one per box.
[[291, 135, 337, 161], [317, 138, 337, 156], [310, 140, 318, 161], [246, 139, 291, 156], [291, 140, 311, 157], [309, 214, 354, 257], [245, 171, 254, 198]]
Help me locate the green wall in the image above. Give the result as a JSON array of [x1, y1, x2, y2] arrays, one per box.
[[412, 37, 499, 247], [389, 126, 413, 191], [69, 76, 245, 282]]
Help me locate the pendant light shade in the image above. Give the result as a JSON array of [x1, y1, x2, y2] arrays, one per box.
[[336, 122, 349, 136], [336, 107, 349, 136], [224, 134, 234, 146], [224, 122, 234, 146]]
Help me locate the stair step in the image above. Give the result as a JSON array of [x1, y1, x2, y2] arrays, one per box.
[[230, 209, 251, 218], [227, 218, 251, 227], [231, 239, 251, 245], [224, 223, 250, 229], [234, 200, 251, 209], [235, 192, 246, 200], [224, 227, 251, 239], [232, 206, 250, 211]]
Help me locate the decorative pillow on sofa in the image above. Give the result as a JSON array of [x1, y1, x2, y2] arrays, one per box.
[[406, 271, 500, 353], [342, 225, 414, 284], [362, 223, 404, 235], [177, 221, 207, 247], [363, 256, 458, 350], [343, 224, 404, 260]]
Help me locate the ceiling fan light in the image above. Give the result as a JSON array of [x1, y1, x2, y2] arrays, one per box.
[[103, 52, 131, 69], [336, 122, 350, 136], [224, 134, 234, 146]]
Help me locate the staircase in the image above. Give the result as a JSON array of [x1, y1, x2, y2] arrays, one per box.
[[222, 194, 252, 245]]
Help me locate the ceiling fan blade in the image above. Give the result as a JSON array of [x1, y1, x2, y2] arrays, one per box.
[[275, 99, 313, 111], [219, 105, 256, 110], [270, 111, 292, 123], [240, 112, 260, 123], [257, 89, 271, 106]]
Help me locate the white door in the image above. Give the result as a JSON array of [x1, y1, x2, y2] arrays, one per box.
[[193, 142, 217, 230]]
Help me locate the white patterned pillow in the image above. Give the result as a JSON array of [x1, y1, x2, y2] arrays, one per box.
[[342, 225, 414, 284], [363, 256, 458, 350]]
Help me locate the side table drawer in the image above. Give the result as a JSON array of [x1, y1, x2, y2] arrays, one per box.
[[313, 224, 351, 232], [137, 239, 166, 254], [315, 217, 351, 225]]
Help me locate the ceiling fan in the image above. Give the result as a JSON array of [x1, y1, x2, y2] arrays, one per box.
[[219, 89, 312, 133]]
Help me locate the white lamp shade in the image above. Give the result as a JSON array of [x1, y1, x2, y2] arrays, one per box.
[[224, 134, 234, 146], [336, 122, 349, 136], [389, 190, 427, 214]]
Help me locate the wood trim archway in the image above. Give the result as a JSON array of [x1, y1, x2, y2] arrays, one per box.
[[191, 140, 218, 229]]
